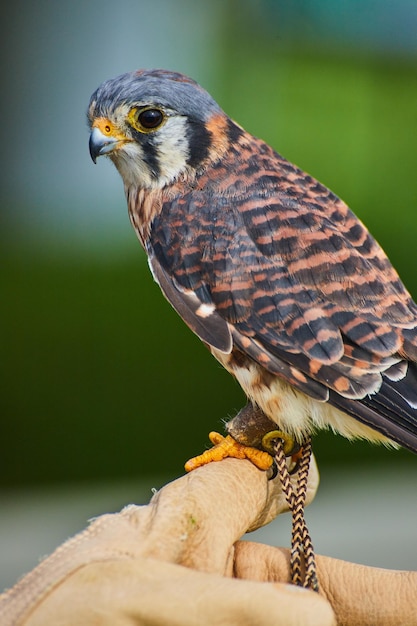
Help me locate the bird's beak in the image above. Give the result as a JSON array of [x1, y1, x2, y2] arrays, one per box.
[[89, 127, 121, 164]]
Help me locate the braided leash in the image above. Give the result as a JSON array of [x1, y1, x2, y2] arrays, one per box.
[[274, 436, 319, 592]]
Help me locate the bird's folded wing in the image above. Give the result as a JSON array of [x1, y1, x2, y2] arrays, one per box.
[[147, 189, 417, 451]]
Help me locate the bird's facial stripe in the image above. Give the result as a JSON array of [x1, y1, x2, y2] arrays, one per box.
[[137, 133, 161, 179], [185, 117, 212, 169], [92, 117, 128, 142]]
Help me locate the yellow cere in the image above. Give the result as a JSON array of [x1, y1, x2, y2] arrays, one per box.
[[92, 117, 127, 141]]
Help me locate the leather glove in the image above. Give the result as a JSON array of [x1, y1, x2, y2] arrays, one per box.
[[1, 457, 415, 625]]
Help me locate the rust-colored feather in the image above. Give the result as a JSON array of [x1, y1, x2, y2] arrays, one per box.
[[143, 117, 417, 451]]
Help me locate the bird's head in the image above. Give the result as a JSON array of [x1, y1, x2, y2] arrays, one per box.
[[88, 69, 226, 189]]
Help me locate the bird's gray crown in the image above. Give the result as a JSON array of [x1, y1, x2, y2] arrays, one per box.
[[88, 69, 222, 123]]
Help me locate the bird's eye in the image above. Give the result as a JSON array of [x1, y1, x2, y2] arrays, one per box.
[[128, 107, 166, 133], [138, 108, 164, 129]]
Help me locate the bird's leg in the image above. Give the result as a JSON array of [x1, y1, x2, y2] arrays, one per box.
[[227, 403, 302, 472], [184, 403, 298, 473], [184, 403, 277, 473], [225, 402, 309, 473]]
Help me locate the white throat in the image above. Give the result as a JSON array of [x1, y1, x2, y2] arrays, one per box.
[[112, 116, 190, 190]]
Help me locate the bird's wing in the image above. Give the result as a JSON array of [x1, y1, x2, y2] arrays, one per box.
[[148, 254, 232, 353], [148, 184, 417, 451]]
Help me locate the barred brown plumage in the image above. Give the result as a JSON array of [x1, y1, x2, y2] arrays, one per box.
[[88, 69, 417, 454]]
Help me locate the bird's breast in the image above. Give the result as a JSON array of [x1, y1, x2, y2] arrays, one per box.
[[126, 186, 164, 246]]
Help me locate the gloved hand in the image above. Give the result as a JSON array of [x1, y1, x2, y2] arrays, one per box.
[[1, 457, 415, 625]]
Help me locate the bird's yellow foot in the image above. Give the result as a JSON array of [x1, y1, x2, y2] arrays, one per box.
[[184, 431, 274, 472]]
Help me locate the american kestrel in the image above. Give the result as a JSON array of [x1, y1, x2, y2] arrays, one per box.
[[88, 69, 417, 457]]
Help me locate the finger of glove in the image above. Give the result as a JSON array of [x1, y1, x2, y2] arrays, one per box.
[[233, 542, 417, 626], [23, 557, 336, 626]]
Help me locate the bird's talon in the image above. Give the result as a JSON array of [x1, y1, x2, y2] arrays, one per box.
[[185, 432, 273, 472], [268, 461, 279, 480]]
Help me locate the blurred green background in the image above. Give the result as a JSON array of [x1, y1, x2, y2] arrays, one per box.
[[2, 0, 417, 491]]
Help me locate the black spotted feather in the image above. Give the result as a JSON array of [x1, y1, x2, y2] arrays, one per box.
[[148, 124, 417, 452]]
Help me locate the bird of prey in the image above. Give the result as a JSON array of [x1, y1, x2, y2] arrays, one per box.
[[88, 69, 417, 457]]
